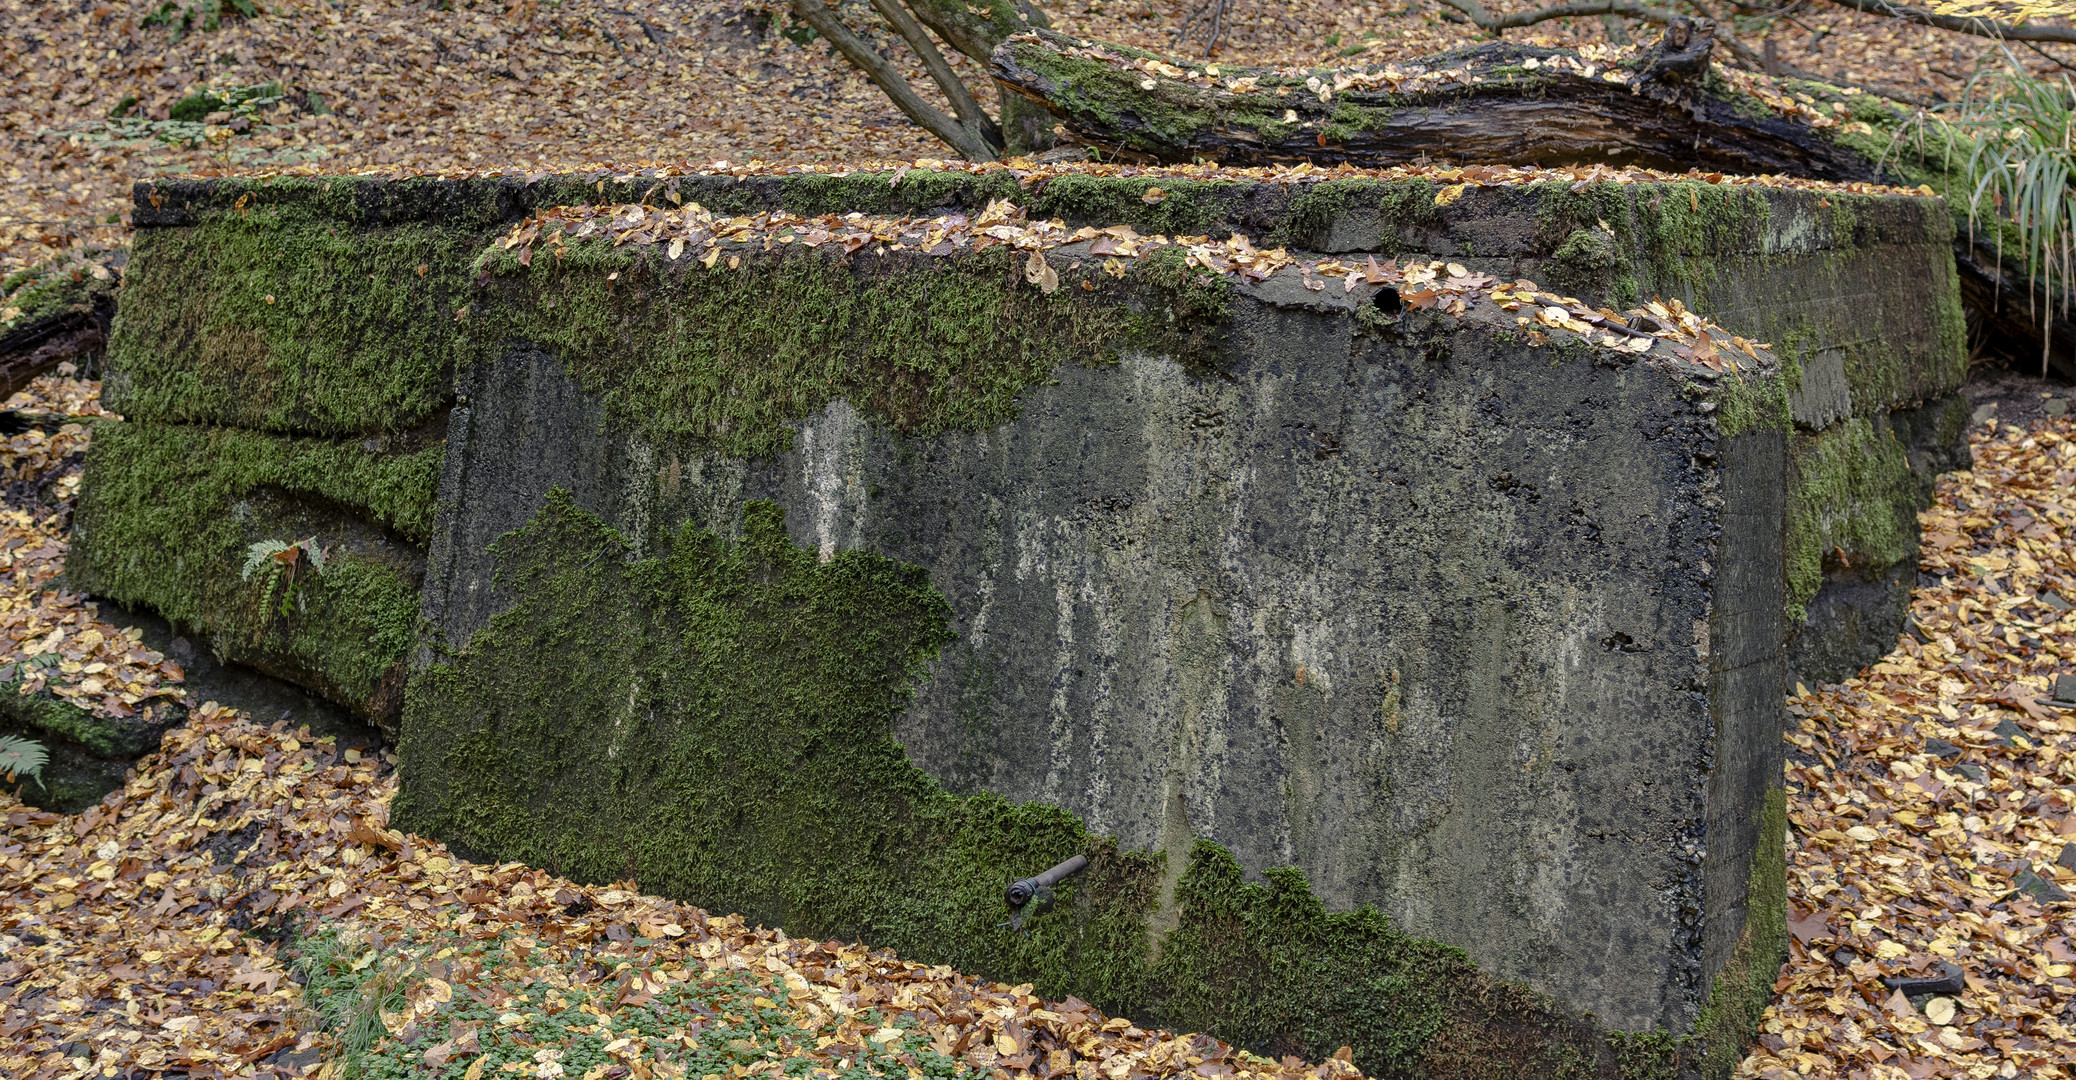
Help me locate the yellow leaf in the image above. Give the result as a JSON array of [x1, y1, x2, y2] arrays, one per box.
[[667, 238, 685, 261], [1924, 996, 1957, 1025], [1445, 263, 1468, 277], [992, 1033, 1018, 1055], [700, 248, 721, 269], [1141, 187, 1167, 204], [1845, 826, 1880, 842], [1874, 940, 1910, 959], [1023, 251, 1059, 294], [466, 1058, 487, 1080], [424, 978, 454, 1003], [872, 1028, 907, 1044], [1434, 183, 1467, 207]]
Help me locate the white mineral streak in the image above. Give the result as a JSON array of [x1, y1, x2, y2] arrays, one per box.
[[796, 399, 868, 563]]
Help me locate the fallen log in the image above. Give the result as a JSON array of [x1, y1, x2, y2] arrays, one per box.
[[0, 251, 122, 401], [990, 19, 1890, 182]]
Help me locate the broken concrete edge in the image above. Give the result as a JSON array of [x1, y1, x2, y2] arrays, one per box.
[[393, 490, 1781, 1080], [65, 418, 436, 733], [0, 674, 186, 813]]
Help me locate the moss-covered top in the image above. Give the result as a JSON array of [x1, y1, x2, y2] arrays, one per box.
[[133, 157, 1931, 244]]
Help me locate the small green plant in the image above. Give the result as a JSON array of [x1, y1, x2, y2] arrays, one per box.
[[0, 734, 48, 791], [242, 536, 329, 621], [142, 0, 261, 41], [292, 928, 411, 1080], [1876, 48, 2076, 374]]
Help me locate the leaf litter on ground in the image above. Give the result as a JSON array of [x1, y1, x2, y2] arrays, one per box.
[[1740, 413, 2076, 1080]]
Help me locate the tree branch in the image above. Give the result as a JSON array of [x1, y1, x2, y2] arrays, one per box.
[[866, 0, 1001, 147], [789, 0, 999, 160], [1433, 0, 1685, 34], [1823, 0, 2076, 43], [1437, 0, 1938, 105]]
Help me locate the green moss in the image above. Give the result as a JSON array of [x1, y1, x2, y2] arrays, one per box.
[[1785, 416, 1921, 621], [0, 249, 119, 336], [778, 169, 1023, 219], [398, 492, 1676, 1077], [1550, 227, 1622, 295], [67, 419, 437, 722], [998, 40, 1321, 156], [0, 667, 176, 759], [468, 241, 1231, 458], [106, 202, 481, 435], [1712, 367, 1793, 439], [1268, 178, 1438, 252], [396, 491, 1160, 1015], [1321, 100, 1397, 144], [1025, 175, 1235, 235], [1691, 786, 1788, 1079], [1149, 842, 1613, 1078]]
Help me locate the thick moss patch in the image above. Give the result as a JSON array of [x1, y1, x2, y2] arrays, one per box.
[[396, 492, 1658, 1077], [1785, 416, 1921, 622], [66, 419, 438, 722], [105, 204, 480, 436], [468, 242, 1231, 458], [395, 491, 1158, 1012]]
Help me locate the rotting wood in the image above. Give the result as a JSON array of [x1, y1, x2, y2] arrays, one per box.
[[990, 19, 1887, 181]]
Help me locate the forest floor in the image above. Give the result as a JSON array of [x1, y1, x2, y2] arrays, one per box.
[[0, 369, 2072, 1080], [2, 0, 2071, 279]]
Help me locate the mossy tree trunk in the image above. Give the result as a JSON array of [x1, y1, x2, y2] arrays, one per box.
[[988, 20, 1885, 181]]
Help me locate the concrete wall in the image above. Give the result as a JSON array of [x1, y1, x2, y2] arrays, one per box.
[[425, 275, 1782, 1033]]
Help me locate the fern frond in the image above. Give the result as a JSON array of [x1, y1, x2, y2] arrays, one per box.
[[0, 734, 48, 790], [243, 539, 291, 581]]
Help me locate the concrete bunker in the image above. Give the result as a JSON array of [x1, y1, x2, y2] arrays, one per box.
[[54, 166, 1969, 1076]]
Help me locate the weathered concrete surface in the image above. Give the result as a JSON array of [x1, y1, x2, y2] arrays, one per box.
[[421, 262, 1783, 1035]]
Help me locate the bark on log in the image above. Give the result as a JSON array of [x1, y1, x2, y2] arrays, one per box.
[[0, 255, 121, 403], [1956, 238, 2076, 382], [990, 21, 1890, 183]]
